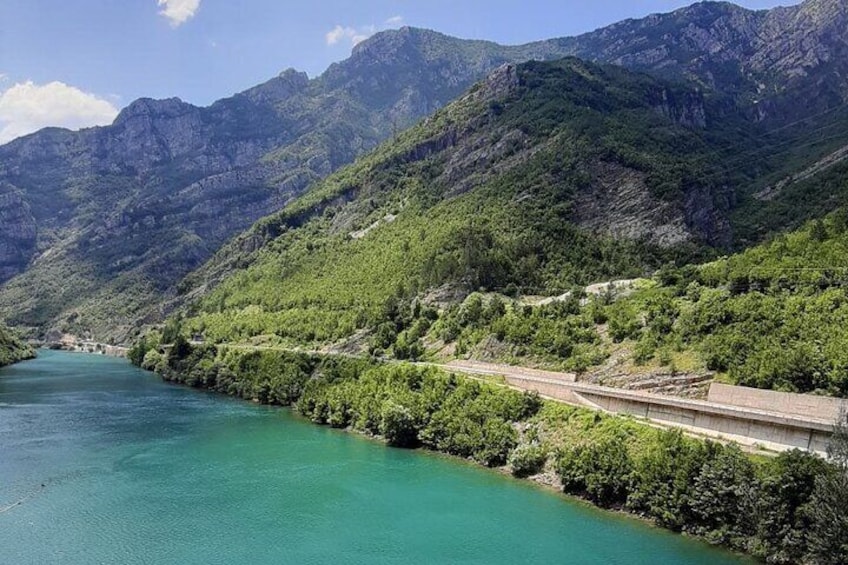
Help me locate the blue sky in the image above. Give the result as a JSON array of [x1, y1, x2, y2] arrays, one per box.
[[0, 0, 799, 143]]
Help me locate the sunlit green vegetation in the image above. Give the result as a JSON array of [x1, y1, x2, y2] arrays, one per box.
[[129, 59, 848, 401], [0, 323, 34, 367], [129, 340, 847, 563], [594, 212, 848, 396], [120, 43, 848, 565], [179, 59, 734, 348], [387, 212, 848, 398]]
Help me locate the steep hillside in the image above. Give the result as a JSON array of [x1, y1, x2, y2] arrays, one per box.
[[174, 59, 755, 348], [166, 48, 848, 400], [3, 0, 848, 343], [383, 206, 848, 399], [0, 38, 578, 342], [586, 210, 848, 398]]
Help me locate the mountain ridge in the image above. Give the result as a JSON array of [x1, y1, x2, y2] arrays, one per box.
[[2, 0, 848, 343], [169, 57, 761, 350]]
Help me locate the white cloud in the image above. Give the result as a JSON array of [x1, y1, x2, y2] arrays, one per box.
[[157, 0, 201, 27], [325, 25, 374, 47], [325, 16, 404, 47], [0, 81, 119, 144]]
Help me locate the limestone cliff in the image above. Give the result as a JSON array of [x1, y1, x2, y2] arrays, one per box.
[[1, 0, 847, 342]]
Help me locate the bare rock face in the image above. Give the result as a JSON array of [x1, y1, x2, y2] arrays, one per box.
[[753, 0, 848, 78], [1, 0, 847, 341], [651, 88, 708, 129], [108, 98, 206, 170], [574, 162, 692, 247], [481, 64, 521, 97]]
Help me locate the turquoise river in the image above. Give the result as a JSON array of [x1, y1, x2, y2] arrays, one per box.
[[0, 351, 751, 564]]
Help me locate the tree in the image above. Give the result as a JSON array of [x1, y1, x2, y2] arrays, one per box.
[[754, 450, 826, 563], [628, 430, 715, 531], [688, 444, 758, 547], [170, 334, 192, 361], [807, 410, 848, 564], [127, 335, 149, 366], [161, 316, 183, 344], [380, 401, 419, 447], [811, 219, 829, 242], [558, 435, 634, 507]]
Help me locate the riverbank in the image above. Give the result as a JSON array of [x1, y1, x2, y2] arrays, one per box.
[[127, 339, 846, 563], [0, 324, 35, 368], [1, 350, 752, 565]]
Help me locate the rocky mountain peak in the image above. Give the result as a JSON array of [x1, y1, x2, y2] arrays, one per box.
[[241, 68, 309, 105], [796, 0, 848, 24], [351, 26, 416, 57], [671, 1, 748, 18], [113, 97, 198, 125], [349, 27, 464, 64], [108, 97, 206, 168]]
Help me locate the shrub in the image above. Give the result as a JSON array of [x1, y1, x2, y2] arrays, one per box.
[[380, 401, 419, 447], [509, 444, 548, 477], [140, 349, 163, 371], [557, 435, 634, 507]]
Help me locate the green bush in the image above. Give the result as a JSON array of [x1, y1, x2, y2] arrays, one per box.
[[140, 349, 163, 371], [509, 444, 548, 477], [557, 434, 634, 507], [380, 401, 419, 447]]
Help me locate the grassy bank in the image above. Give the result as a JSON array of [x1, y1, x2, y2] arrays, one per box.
[[130, 339, 847, 563]]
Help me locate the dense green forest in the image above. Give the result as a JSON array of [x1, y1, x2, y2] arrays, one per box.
[[0, 323, 34, 367], [128, 340, 848, 563]]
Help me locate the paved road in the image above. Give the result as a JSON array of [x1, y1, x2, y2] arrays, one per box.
[[210, 342, 837, 454]]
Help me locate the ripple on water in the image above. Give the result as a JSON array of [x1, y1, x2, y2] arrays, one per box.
[[0, 351, 752, 565]]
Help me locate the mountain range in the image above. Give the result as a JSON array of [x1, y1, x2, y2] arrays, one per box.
[[1, 0, 848, 346]]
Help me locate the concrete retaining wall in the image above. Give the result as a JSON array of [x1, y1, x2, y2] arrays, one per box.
[[574, 389, 831, 455], [495, 373, 835, 456], [708, 383, 847, 422]]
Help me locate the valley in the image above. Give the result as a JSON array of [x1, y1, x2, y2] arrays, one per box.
[[2, 0, 848, 344], [4, 0, 848, 562]]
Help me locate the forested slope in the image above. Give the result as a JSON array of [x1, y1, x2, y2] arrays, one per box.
[[388, 210, 848, 398], [4, 0, 848, 343], [156, 56, 848, 401], [175, 58, 753, 348]]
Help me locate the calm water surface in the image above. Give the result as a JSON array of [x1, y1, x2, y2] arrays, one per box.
[[0, 351, 750, 564]]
